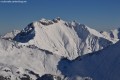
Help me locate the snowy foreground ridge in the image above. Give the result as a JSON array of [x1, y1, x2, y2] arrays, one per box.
[[0, 18, 120, 80]]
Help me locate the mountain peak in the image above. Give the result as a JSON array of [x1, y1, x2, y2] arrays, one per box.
[[12, 18, 113, 59], [38, 17, 62, 26], [2, 30, 20, 40]]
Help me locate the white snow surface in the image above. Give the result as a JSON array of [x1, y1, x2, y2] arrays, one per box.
[[0, 38, 62, 80], [0, 18, 119, 80]]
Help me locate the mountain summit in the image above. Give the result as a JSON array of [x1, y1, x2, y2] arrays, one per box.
[[13, 18, 112, 59]]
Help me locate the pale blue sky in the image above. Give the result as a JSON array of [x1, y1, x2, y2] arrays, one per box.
[[0, 0, 120, 34]]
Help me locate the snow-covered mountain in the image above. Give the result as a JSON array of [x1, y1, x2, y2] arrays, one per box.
[[58, 39, 120, 80], [0, 18, 118, 80], [100, 28, 120, 43], [0, 38, 62, 80], [12, 18, 112, 59], [1, 30, 20, 40]]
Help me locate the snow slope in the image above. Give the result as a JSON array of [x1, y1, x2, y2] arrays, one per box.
[[100, 28, 120, 43], [58, 39, 120, 80], [0, 38, 62, 80], [13, 18, 112, 59]]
